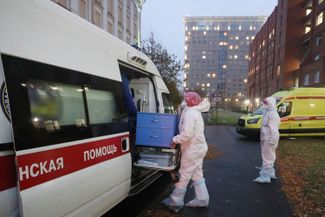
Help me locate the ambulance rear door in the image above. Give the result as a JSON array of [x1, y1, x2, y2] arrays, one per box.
[[292, 97, 325, 136]]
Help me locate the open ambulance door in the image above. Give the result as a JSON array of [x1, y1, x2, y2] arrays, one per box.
[[119, 64, 180, 172]]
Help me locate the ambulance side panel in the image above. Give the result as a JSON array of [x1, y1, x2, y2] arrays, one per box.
[[0, 0, 137, 216], [2, 54, 132, 217], [0, 0, 170, 216]]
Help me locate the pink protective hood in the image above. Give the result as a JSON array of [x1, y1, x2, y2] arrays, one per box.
[[184, 92, 202, 107]]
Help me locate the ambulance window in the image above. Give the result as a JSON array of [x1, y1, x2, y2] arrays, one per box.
[[27, 80, 87, 131], [253, 106, 266, 115], [1, 54, 128, 150], [277, 102, 292, 117], [162, 93, 174, 114], [86, 89, 118, 124]]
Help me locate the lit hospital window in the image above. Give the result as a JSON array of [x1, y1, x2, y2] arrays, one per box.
[[306, 9, 312, 16], [316, 12, 323, 25]]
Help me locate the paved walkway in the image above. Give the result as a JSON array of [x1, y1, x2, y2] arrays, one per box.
[[178, 125, 292, 217], [110, 125, 293, 217]]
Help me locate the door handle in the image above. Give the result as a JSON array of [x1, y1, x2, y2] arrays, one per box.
[[121, 137, 129, 152]]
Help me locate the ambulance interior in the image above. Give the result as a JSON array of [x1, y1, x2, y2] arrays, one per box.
[[119, 64, 180, 175]]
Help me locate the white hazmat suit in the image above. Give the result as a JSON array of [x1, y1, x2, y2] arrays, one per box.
[[162, 93, 210, 210], [254, 96, 281, 183]]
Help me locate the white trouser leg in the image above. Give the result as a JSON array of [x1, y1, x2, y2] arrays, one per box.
[[253, 140, 277, 183], [176, 148, 205, 189], [261, 141, 276, 168]]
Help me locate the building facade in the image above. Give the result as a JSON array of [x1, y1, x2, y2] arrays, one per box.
[[183, 16, 266, 101], [300, 0, 325, 87], [248, 8, 278, 100], [52, 0, 141, 45], [248, 0, 325, 102]]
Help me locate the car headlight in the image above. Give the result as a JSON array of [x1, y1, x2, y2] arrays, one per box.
[[247, 118, 260, 124]]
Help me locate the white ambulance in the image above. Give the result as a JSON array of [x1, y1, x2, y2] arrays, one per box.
[[0, 0, 177, 216]]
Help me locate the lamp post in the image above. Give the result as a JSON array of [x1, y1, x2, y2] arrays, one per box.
[[244, 99, 250, 113], [135, 0, 146, 48], [255, 98, 260, 108]]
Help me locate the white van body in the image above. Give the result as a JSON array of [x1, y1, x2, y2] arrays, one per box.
[[0, 1, 172, 217]]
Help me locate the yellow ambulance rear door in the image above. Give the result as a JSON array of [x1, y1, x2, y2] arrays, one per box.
[[291, 97, 325, 136]]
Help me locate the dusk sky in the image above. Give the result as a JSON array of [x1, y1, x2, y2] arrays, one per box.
[[142, 0, 277, 64]]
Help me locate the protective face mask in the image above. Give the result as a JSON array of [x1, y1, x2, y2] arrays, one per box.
[[262, 103, 268, 109], [261, 99, 269, 109]]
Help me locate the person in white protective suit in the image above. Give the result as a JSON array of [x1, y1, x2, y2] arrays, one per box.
[[254, 96, 281, 183], [162, 92, 210, 210]]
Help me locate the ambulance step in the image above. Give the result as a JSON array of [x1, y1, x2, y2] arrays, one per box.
[[129, 171, 162, 196]]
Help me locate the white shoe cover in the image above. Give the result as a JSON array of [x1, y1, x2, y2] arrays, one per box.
[[253, 175, 271, 183], [162, 187, 186, 211], [269, 167, 277, 179], [253, 167, 271, 183], [186, 199, 209, 207], [185, 179, 209, 207]]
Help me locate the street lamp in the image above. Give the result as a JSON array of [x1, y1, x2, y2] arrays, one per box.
[[255, 98, 260, 106], [244, 99, 250, 113], [135, 0, 146, 48]]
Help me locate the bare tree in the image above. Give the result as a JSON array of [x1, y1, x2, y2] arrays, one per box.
[[142, 32, 182, 107]]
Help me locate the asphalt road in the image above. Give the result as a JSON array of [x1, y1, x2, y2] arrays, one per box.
[[104, 125, 292, 217], [178, 125, 292, 217]]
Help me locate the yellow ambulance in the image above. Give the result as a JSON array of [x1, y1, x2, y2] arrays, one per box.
[[236, 88, 325, 138]]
